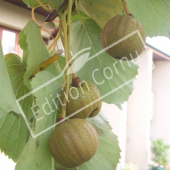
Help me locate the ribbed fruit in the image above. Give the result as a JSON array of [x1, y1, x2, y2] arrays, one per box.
[[101, 15, 146, 60], [60, 81, 102, 119], [49, 118, 99, 168]]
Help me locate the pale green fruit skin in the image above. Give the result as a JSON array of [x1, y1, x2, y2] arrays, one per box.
[[49, 118, 99, 168], [60, 81, 102, 119], [101, 15, 146, 60]]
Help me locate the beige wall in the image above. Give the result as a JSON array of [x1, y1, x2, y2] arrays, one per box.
[[102, 102, 127, 169], [103, 51, 170, 169], [151, 61, 170, 144], [102, 50, 153, 170], [0, 1, 54, 38], [125, 50, 153, 169]]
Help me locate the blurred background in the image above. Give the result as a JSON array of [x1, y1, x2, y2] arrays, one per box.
[[1, 0, 170, 170]]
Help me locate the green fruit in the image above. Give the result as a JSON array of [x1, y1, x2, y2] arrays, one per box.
[[49, 118, 99, 168], [101, 15, 146, 60], [60, 81, 102, 119]]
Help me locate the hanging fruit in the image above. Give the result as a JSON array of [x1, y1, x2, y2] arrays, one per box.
[[60, 77, 102, 119], [49, 118, 99, 168], [101, 15, 146, 60]]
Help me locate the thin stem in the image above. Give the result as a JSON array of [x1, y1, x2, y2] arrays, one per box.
[[62, 76, 67, 87], [67, 0, 77, 79], [40, 23, 56, 33], [32, 8, 40, 26], [60, 26, 65, 49], [48, 31, 61, 51], [32, 7, 55, 34], [67, 0, 72, 48], [57, 60, 63, 73], [36, 0, 53, 12], [51, 157, 55, 170], [60, 13, 70, 119], [72, 69, 77, 78], [41, 22, 48, 28], [122, 0, 130, 15], [60, 30, 77, 79], [40, 26, 54, 37], [52, 42, 57, 54], [51, 102, 57, 170]]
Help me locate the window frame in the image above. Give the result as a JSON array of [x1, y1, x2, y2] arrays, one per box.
[[0, 25, 48, 56], [0, 25, 20, 55]]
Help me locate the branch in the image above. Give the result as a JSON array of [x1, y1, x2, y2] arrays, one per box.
[[122, 0, 134, 17]]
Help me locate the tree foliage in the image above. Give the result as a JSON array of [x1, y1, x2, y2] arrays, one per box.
[[0, 0, 170, 170]]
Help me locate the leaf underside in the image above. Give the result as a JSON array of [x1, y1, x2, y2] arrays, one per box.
[[126, 0, 170, 38], [0, 53, 34, 162], [79, 0, 124, 28], [70, 19, 138, 109]]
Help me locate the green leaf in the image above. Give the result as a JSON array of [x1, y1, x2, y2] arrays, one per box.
[[16, 20, 64, 166], [19, 21, 60, 90], [47, 0, 63, 9], [15, 70, 64, 170], [79, 0, 124, 28], [0, 40, 19, 114], [22, 0, 62, 9], [70, 20, 138, 109], [57, 55, 65, 70], [16, 70, 120, 170], [30, 71, 64, 129], [0, 53, 34, 162], [126, 0, 170, 37], [15, 111, 56, 170], [56, 113, 121, 170], [71, 11, 90, 22], [19, 28, 27, 69], [86, 115, 121, 170], [22, 0, 48, 7], [162, 0, 170, 8]]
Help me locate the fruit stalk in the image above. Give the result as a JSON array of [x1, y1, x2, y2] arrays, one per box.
[[36, 0, 53, 12], [48, 29, 61, 51], [32, 6, 54, 34], [60, 0, 72, 119], [122, 0, 133, 17], [66, 0, 77, 79]]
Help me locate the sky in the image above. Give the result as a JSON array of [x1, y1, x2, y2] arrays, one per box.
[[146, 36, 170, 56]]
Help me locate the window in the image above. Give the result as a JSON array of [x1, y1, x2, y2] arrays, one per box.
[[0, 26, 23, 56], [0, 25, 48, 57], [2, 30, 16, 54]]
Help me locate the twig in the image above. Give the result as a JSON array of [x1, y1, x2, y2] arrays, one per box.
[[32, 6, 56, 35], [60, 13, 70, 119], [57, 61, 63, 73], [32, 8, 40, 26], [67, 0, 77, 79], [122, 0, 132, 16], [36, 0, 53, 12], [48, 31, 61, 51]]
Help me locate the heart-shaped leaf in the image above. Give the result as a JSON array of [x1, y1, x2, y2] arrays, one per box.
[[0, 53, 34, 161], [70, 20, 138, 109]]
